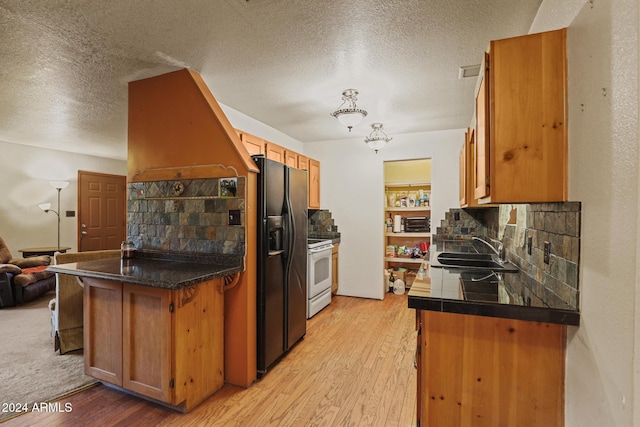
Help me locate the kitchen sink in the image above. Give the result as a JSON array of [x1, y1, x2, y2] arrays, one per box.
[[437, 252, 493, 261], [436, 252, 519, 273]]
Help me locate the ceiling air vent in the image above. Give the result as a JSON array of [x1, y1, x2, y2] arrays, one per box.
[[458, 64, 481, 79]]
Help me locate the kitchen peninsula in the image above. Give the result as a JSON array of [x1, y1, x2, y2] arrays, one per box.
[[48, 251, 243, 412]]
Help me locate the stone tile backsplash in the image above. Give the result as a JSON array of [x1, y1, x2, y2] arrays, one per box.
[[436, 202, 581, 310], [308, 209, 341, 239], [127, 177, 245, 255]]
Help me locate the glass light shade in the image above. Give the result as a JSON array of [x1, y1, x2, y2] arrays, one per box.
[[331, 89, 368, 132], [336, 111, 366, 129], [366, 139, 387, 151], [39, 202, 51, 211], [49, 180, 69, 189], [364, 123, 392, 153]]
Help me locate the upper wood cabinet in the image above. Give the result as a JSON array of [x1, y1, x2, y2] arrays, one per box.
[[308, 159, 320, 209], [459, 134, 467, 207], [284, 150, 298, 168], [238, 130, 265, 156], [297, 155, 309, 171], [475, 28, 568, 204], [474, 52, 490, 200], [460, 129, 482, 208], [265, 142, 285, 163], [234, 128, 321, 209]]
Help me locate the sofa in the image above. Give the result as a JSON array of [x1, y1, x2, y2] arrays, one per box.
[[0, 236, 56, 307], [51, 249, 120, 354]]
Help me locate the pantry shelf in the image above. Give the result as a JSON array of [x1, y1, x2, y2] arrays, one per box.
[[385, 257, 425, 264], [384, 158, 431, 296], [385, 207, 431, 212], [386, 232, 431, 238]]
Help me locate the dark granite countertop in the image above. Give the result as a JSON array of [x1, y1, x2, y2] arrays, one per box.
[[47, 250, 243, 290], [408, 240, 580, 326]]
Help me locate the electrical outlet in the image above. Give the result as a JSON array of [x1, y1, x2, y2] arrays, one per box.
[[527, 236, 532, 255], [544, 241, 550, 264], [454, 211, 460, 221], [228, 210, 241, 225]]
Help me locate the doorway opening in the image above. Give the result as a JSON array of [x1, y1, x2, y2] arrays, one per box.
[[383, 159, 432, 295]]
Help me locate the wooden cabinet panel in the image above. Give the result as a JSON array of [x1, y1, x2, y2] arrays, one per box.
[[173, 280, 224, 411], [84, 278, 123, 385], [331, 243, 339, 295], [83, 277, 224, 411], [475, 28, 567, 204], [265, 142, 285, 163], [239, 132, 265, 156], [418, 310, 566, 426], [297, 155, 309, 171], [308, 159, 320, 209], [474, 52, 490, 200], [415, 311, 422, 427], [284, 150, 297, 168], [460, 129, 483, 208], [122, 284, 172, 402], [459, 136, 467, 207]]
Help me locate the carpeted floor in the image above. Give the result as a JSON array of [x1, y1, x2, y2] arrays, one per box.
[[0, 292, 96, 422]]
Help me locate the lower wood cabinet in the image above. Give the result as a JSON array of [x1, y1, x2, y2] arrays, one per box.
[[331, 242, 339, 295], [416, 310, 566, 426], [83, 277, 224, 412]]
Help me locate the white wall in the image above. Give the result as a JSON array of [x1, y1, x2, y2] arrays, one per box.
[[304, 129, 463, 299], [220, 102, 304, 153], [533, 0, 639, 425], [0, 141, 127, 256]]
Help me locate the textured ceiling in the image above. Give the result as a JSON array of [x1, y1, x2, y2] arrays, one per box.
[[0, 0, 542, 160]]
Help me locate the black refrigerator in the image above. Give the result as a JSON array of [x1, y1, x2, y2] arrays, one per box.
[[254, 155, 308, 377]]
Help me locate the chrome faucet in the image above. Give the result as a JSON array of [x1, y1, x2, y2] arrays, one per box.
[[472, 236, 506, 264]]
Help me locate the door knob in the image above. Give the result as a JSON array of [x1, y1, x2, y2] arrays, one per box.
[[81, 231, 88, 236]]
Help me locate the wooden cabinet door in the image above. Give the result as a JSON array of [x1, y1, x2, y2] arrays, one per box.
[[490, 29, 567, 203], [308, 159, 320, 209], [84, 278, 123, 385], [459, 134, 467, 207], [240, 132, 264, 156], [265, 142, 285, 163], [331, 243, 339, 295], [474, 52, 490, 200], [298, 155, 309, 171], [421, 310, 565, 426], [416, 311, 424, 426], [122, 284, 172, 403], [284, 150, 298, 168]]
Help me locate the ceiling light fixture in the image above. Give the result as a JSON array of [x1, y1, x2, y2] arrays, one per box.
[[364, 123, 392, 153], [331, 89, 367, 132]]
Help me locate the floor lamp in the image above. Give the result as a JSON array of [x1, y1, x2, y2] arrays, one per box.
[[38, 180, 70, 250]]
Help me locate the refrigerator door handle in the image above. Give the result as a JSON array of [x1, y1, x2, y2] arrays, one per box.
[[284, 208, 295, 273]]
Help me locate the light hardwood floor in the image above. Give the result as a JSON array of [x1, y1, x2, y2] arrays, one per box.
[[7, 294, 417, 426]]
